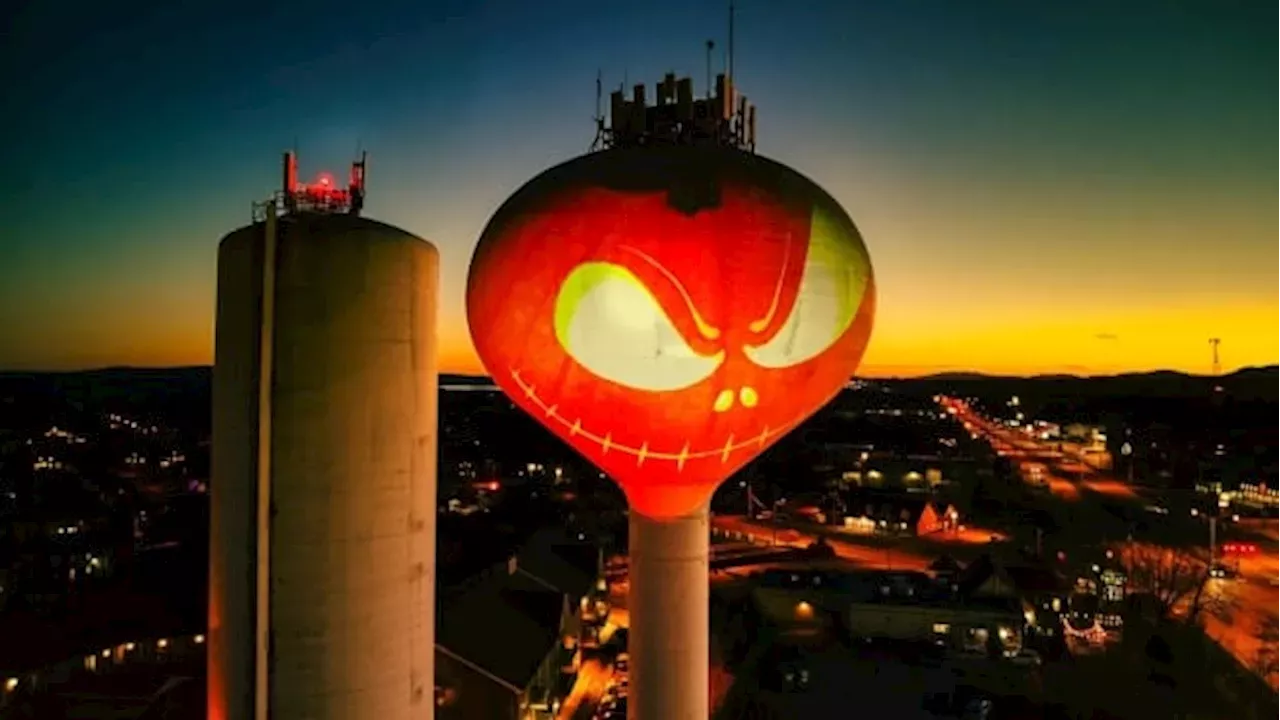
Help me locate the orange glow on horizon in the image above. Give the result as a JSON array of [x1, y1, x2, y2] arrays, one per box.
[[7, 316, 1273, 379], [2, 281, 1273, 378]]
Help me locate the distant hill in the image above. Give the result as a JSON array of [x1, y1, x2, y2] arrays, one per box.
[[0, 367, 501, 435], [897, 366, 1277, 402], [0, 368, 487, 392], [1, 365, 1273, 433], [440, 373, 493, 386], [0, 366, 212, 433]]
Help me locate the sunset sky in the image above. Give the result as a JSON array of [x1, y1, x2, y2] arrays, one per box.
[[1, 0, 1274, 377]]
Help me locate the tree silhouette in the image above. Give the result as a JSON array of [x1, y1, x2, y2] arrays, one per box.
[[1119, 543, 1227, 627]]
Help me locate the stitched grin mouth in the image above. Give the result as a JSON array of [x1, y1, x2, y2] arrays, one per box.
[[510, 368, 796, 470]]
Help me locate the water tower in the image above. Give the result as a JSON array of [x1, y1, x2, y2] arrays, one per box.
[[466, 25, 875, 719], [209, 151, 438, 720]]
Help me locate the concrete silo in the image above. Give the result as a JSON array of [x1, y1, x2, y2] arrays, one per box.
[[209, 152, 438, 720]]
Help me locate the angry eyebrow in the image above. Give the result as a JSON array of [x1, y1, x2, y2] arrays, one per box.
[[618, 245, 721, 341]]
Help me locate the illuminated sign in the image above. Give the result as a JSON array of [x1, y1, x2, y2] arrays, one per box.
[[467, 148, 875, 519]]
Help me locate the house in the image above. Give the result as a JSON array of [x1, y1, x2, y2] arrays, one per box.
[[515, 528, 609, 637], [436, 562, 578, 720], [435, 528, 607, 719], [957, 555, 1020, 600], [856, 497, 944, 536], [957, 554, 1069, 636], [928, 555, 963, 584], [749, 569, 1025, 656], [516, 529, 603, 606], [938, 503, 962, 531], [959, 555, 1067, 603]]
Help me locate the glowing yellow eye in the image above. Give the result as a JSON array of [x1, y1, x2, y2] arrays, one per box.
[[745, 205, 870, 369], [553, 262, 724, 391]]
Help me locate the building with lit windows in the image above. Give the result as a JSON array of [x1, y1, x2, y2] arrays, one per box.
[[749, 569, 1028, 658], [1238, 482, 1279, 509]]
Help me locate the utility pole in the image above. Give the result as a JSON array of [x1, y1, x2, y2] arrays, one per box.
[[1209, 514, 1217, 567], [772, 500, 778, 547], [1122, 430, 1134, 485], [727, 1, 736, 81], [705, 40, 715, 99], [1209, 338, 1222, 377]]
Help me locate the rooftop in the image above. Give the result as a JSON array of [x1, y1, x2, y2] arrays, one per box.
[[437, 561, 567, 692]]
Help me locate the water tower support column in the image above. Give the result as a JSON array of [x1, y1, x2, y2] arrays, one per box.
[[628, 502, 710, 720]]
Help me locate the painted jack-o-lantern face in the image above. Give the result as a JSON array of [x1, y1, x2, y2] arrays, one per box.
[[467, 148, 875, 520]]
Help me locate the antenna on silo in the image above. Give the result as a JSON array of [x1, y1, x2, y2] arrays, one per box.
[[349, 149, 367, 217]]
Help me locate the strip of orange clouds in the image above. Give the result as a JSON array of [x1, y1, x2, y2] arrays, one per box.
[[437, 300, 1277, 377], [862, 300, 1278, 377], [7, 295, 1273, 379]]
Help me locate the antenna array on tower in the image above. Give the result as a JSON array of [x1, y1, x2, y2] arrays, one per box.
[[590, 3, 755, 153], [253, 151, 368, 221]]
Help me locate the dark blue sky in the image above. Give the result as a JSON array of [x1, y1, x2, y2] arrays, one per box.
[[1, 0, 1274, 373]]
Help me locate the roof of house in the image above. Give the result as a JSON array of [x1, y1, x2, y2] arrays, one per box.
[[1002, 563, 1069, 594], [955, 554, 1011, 597], [437, 566, 565, 692], [928, 555, 963, 573], [516, 528, 598, 598], [957, 554, 1067, 598]]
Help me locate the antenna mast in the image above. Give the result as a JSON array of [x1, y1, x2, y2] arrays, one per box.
[[705, 40, 715, 99], [728, 1, 736, 81], [1209, 337, 1221, 376], [591, 70, 606, 152], [588, 6, 756, 153]]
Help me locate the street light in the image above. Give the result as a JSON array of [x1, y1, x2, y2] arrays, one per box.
[[771, 497, 786, 547]]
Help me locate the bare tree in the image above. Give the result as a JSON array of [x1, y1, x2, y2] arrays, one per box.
[[1119, 543, 1228, 626]]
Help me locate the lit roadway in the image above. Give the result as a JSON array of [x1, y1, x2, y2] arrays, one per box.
[[559, 569, 736, 719], [940, 396, 1279, 688], [712, 515, 934, 572], [558, 656, 613, 720], [1195, 545, 1278, 688]]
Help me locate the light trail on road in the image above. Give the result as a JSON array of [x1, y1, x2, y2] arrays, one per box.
[[1082, 479, 1141, 500], [713, 515, 933, 572]]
